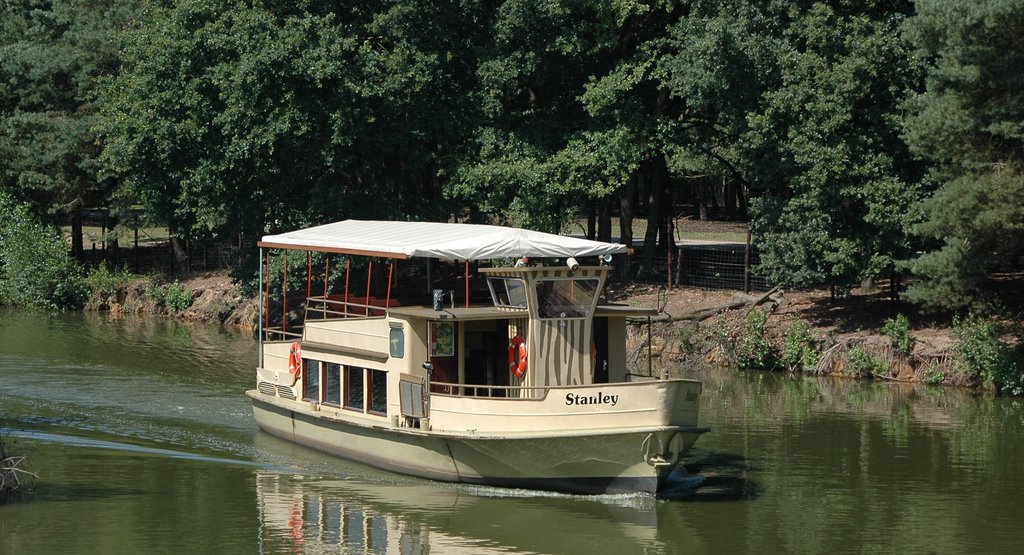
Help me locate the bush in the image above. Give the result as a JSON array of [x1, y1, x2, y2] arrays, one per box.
[[847, 346, 888, 377], [952, 314, 1022, 395], [736, 308, 782, 371], [83, 263, 137, 298], [164, 281, 194, 313], [782, 320, 822, 372], [882, 314, 913, 356], [923, 363, 945, 385], [0, 192, 85, 309]]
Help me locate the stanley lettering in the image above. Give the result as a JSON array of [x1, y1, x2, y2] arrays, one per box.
[[565, 392, 619, 406]]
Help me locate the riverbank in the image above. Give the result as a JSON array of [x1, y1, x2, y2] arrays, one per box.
[[83, 269, 1022, 394]]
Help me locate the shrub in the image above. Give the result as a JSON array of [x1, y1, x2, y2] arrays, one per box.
[[847, 346, 888, 377], [83, 263, 136, 298], [952, 314, 1022, 395], [0, 192, 85, 309], [677, 322, 700, 355], [736, 308, 782, 371], [782, 320, 822, 372], [882, 314, 913, 356], [923, 363, 945, 385], [164, 281, 194, 313]]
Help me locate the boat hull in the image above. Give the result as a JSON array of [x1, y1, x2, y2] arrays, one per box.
[[249, 392, 705, 495]]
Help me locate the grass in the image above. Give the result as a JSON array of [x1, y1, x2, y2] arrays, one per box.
[[61, 225, 170, 246], [569, 218, 748, 244]]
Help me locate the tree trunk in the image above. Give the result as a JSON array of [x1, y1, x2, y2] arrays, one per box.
[[619, 177, 635, 248], [586, 199, 596, 240], [597, 198, 612, 243], [70, 211, 84, 261], [642, 155, 670, 276]]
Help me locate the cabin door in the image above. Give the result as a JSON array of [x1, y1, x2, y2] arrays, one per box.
[[464, 319, 509, 395]]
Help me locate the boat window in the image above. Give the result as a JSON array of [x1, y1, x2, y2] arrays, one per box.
[[368, 369, 387, 415], [303, 359, 321, 402], [345, 366, 364, 411], [487, 277, 528, 309], [324, 362, 341, 406], [536, 278, 600, 319]]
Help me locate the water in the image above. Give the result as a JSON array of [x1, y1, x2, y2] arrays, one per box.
[[1, 309, 1022, 553]]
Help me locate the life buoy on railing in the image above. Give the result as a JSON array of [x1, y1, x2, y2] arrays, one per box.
[[508, 335, 528, 379], [287, 342, 303, 384]]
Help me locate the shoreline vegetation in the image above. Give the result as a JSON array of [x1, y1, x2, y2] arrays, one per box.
[[63, 264, 1024, 398], [1, 190, 1021, 395]]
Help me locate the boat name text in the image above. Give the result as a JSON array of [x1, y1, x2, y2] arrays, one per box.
[[565, 392, 619, 406]]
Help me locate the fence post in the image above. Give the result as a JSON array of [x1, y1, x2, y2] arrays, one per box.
[[744, 226, 752, 294]]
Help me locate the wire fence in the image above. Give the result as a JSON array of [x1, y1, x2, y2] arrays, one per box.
[[611, 240, 770, 292], [80, 239, 247, 276]]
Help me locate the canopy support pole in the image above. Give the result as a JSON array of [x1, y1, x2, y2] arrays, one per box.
[[365, 260, 373, 316], [386, 260, 394, 309], [282, 251, 288, 336], [344, 258, 351, 317], [258, 247, 264, 367]]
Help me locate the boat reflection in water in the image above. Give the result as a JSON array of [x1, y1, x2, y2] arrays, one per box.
[[254, 470, 695, 554]]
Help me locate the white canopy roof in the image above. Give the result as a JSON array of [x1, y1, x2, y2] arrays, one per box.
[[259, 220, 628, 260]]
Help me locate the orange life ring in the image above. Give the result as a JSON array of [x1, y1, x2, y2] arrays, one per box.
[[508, 335, 528, 379], [287, 342, 303, 381]]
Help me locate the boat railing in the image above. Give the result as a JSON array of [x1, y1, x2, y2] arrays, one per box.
[[263, 327, 303, 342], [428, 381, 550, 400], [304, 295, 394, 320]]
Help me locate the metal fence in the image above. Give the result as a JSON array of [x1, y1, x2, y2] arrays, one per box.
[[611, 240, 770, 292]]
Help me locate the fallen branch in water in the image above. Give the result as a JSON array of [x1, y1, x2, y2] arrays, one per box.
[[1, 422, 35, 502], [1, 456, 36, 495]]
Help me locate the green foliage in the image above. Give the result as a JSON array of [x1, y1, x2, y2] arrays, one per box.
[[923, 363, 945, 385], [736, 308, 782, 371], [164, 282, 194, 314], [847, 346, 889, 377], [903, 1, 1024, 311], [744, 2, 923, 290], [83, 263, 136, 298], [952, 314, 1022, 395], [0, 192, 84, 309], [782, 320, 822, 372], [145, 278, 193, 313], [882, 314, 913, 356], [0, 0, 138, 240], [677, 322, 700, 356]]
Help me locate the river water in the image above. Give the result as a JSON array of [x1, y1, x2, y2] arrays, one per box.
[[1, 308, 1021, 553]]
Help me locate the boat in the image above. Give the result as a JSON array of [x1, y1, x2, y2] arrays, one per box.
[[247, 220, 707, 494]]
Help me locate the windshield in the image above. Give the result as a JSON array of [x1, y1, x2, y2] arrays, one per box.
[[535, 278, 600, 319]]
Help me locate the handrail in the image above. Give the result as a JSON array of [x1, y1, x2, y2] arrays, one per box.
[[304, 295, 391, 320], [263, 327, 303, 341], [428, 381, 550, 400]]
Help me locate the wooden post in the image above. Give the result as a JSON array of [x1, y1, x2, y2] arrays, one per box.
[[133, 216, 140, 274], [744, 226, 752, 294], [465, 261, 470, 308]]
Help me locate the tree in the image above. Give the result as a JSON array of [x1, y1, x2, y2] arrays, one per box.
[[737, 1, 922, 292], [0, 0, 138, 258], [98, 1, 481, 243], [902, 0, 1024, 311]]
